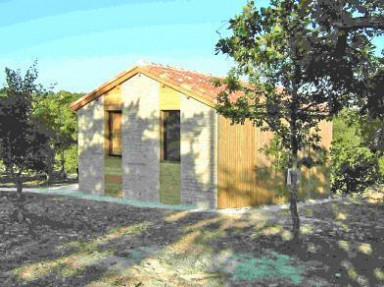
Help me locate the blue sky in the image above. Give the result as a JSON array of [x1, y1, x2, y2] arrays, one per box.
[[0, 0, 382, 93]]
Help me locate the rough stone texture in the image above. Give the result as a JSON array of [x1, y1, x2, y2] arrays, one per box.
[[78, 97, 105, 195], [77, 74, 218, 207], [121, 74, 161, 202], [180, 97, 217, 209]]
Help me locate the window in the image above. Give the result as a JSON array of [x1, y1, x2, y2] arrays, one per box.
[[108, 111, 122, 156], [160, 110, 180, 161]]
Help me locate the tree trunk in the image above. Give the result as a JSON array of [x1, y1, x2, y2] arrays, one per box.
[[289, 122, 301, 239], [46, 147, 55, 186], [60, 150, 66, 179], [15, 177, 25, 222], [288, 166, 300, 239], [16, 178, 23, 199]]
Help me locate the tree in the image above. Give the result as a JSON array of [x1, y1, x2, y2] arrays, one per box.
[[215, 0, 382, 237], [0, 63, 51, 220], [331, 109, 383, 194], [32, 90, 80, 182]]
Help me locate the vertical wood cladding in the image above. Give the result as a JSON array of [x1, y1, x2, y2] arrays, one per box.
[[218, 116, 332, 208]]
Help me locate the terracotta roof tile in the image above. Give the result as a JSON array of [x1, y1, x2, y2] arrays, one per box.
[[70, 63, 245, 111], [140, 64, 231, 103]]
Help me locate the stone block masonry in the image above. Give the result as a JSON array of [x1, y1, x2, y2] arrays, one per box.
[[78, 97, 105, 195], [121, 74, 161, 202], [180, 96, 217, 209]]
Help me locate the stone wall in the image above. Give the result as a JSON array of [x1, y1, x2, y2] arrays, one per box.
[[78, 97, 105, 195], [121, 74, 161, 201], [77, 73, 218, 208], [180, 97, 217, 209]]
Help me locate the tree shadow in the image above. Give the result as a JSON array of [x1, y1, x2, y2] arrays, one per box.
[[217, 142, 330, 208], [3, 191, 384, 286], [77, 97, 105, 196]]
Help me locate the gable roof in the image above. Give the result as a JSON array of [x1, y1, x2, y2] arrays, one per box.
[[70, 63, 232, 111]]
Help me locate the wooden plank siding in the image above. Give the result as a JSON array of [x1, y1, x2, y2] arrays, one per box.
[[159, 85, 181, 110], [104, 85, 122, 110], [217, 117, 257, 208], [103, 86, 123, 197], [217, 116, 332, 209], [104, 85, 123, 155]]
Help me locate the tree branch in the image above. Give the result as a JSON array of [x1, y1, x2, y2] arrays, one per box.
[[335, 16, 384, 31]]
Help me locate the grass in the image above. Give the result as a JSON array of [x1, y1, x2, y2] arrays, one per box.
[[105, 156, 122, 198], [104, 182, 122, 198], [160, 161, 181, 205], [105, 157, 181, 204]]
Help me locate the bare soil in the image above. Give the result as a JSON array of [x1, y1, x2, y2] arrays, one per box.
[[0, 191, 383, 287]]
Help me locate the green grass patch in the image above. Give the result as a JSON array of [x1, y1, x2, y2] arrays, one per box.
[[105, 157, 122, 198], [105, 182, 123, 198], [105, 157, 122, 177], [160, 161, 180, 205], [104, 157, 180, 203]]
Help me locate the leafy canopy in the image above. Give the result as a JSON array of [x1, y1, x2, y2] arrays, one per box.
[[215, 0, 382, 168], [215, 0, 383, 235], [0, 63, 51, 178]]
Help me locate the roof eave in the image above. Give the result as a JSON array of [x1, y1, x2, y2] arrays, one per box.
[[69, 65, 216, 111], [69, 66, 141, 111]]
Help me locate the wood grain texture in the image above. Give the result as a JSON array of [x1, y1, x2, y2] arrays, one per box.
[[217, 116, 332, 208], [217, 116, 257, 208]]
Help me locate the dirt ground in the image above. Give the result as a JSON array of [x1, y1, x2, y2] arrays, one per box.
[[0, 191, 383, 287]]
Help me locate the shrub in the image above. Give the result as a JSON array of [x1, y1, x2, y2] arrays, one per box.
[[330, 110, 384, 193]]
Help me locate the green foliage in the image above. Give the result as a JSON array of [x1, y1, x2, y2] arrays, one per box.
[[260, 136, 290, 172], [33, 90, 80, 143], [215, 0, 382, 234], [33, 90, 82, 175], [57, 144, 78, 174], [330, 109, 384, 193], [215, 0, 382, 178], [215, 0, 380, 169], [261, 134, 328, 172], [0, 62, 51, 186], [0, 62, 81, 182]]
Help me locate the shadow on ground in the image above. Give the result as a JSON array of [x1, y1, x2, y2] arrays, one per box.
[[1, 191, 384, 287]]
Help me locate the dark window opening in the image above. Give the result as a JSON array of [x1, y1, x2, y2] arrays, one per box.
[[108, 111, 122, 156], [161, 110, 180, 162]]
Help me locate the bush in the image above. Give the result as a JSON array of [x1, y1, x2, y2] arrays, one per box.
[[330, 110, 384, 193], [54, 145, 78, 174], [64, 145, 78, 174]]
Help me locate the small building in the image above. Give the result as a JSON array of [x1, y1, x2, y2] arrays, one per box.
[[70, 63, 332, 209]]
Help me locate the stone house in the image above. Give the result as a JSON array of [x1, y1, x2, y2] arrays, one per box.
[[70, 63, 332, 209]]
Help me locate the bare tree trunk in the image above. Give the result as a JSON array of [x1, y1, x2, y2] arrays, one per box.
[[46, 147, 55, 186], [289, 120, 301, 239], [15, 177, 25, 222], [16, 178, 22, 199], [288, 165, 300, 239], [60, 150, 66, 179]]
